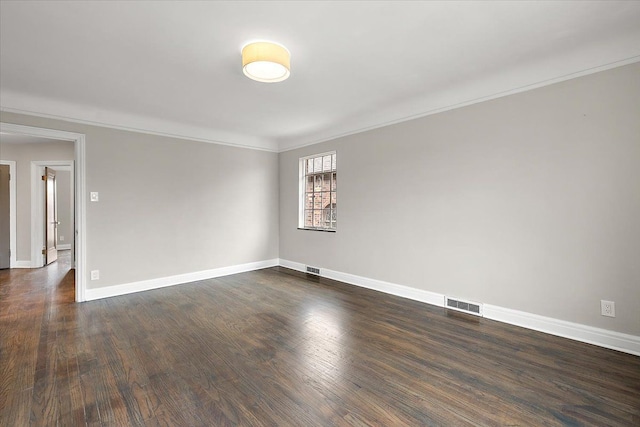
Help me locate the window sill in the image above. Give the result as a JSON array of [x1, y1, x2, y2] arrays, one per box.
[[297, 227, 337, 233]]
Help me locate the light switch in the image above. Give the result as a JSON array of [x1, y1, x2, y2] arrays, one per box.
[[90, 192, 99, 202]]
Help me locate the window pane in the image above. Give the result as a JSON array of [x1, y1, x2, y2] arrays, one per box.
[[322, 173, 331, 191], [300, 152, 336, 230], [313, 194, 323, 209], [313, 210, 322, 227], [322, 192, 331, 209], [323, 155, 332, 172], [305, 193, 313, 210], [323, 208, 332, 226]]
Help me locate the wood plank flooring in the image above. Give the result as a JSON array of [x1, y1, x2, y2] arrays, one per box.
[[1, 253, 639, 426]]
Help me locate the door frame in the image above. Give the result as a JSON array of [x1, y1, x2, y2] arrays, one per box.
[[0, 160, 17, 268], [0, 122, 87, 302], [32, 161, 74, 267]]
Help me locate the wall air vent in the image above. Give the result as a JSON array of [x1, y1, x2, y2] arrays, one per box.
[[306, 266, 320, 275], [445, 296, 483, 317]]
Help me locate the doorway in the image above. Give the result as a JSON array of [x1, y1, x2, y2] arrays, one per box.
[[0, 122, 87, 302], [31, 161, 75, 268]]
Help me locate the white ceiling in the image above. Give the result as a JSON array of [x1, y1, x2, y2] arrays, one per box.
[[1, 1, 639, 152]]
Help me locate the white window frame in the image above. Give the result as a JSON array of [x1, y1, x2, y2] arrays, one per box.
[[298, 151, 337, 232]]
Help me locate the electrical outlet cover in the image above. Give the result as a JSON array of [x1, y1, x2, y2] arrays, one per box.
[[601, 300, 615, 317]]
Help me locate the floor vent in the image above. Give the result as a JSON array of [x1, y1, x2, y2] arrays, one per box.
[[445, 296, 483, 317], [306, 266, 320, 275]]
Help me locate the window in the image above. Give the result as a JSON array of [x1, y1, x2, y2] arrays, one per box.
[[299, 152, 337, 231]]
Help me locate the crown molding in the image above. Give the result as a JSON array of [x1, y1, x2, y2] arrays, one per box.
[[3, 56, 639, 154], [277, 56, 640, 152], [0, 91, 278, 152]]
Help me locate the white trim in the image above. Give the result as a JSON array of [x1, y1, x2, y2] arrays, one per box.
[[13, 260, 32, 268], [0, 160, 17, 267], [75, 134, 86, 301], [278, 56, 640, 152], [85, 259, 279, 301], [0, 96, 277, 153], [278, 259, 640, 356], [279, 259, 443, 307], [483, 305, 640, 357], [1, 122, 86, 302], [57, 244, 71, 250], [298, 157, 304, 228], [1, 122, 83, 141], [298, 150, 338, 161], [5, 59, 638, 155]]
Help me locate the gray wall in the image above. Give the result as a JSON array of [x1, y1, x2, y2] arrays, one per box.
[[0, 141, 74, 261], [0, 112, 280, 288], [2, 63, 637, 336], [279, 63, 640, 335], [55, 170, 72, 248]]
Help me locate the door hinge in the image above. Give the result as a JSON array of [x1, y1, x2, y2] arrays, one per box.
[[42, 175, 46, 181], [42, 248, 46, 255]]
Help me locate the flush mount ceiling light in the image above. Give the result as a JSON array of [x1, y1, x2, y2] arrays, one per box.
[[242, 41, 290, 83]]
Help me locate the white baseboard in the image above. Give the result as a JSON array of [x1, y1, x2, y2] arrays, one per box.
[[278, 259, 640, 357], [483, 305, 640, 357], [85, 258, 279, 301], [13, 260, 32, 268], [279, 259, 444, 307], [57, 244, 71, 250]]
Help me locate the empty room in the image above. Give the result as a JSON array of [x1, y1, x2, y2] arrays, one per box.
[[1, 1, 639, 426]]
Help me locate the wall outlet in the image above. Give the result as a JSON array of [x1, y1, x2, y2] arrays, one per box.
[[601, 300, 615, 317], [59, 235, 64, 241], [90, 270, 100, 280], [90, 192, 99, 202]]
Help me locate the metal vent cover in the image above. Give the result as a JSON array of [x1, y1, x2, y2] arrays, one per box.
[[306, 266, 320, 275], [445, 296, 483, 317]]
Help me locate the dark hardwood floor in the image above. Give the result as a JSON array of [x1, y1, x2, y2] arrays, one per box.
[[1, 254, 639, 426]]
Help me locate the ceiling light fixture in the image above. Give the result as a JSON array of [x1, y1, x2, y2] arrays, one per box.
[[242, 41, 290, 83]]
